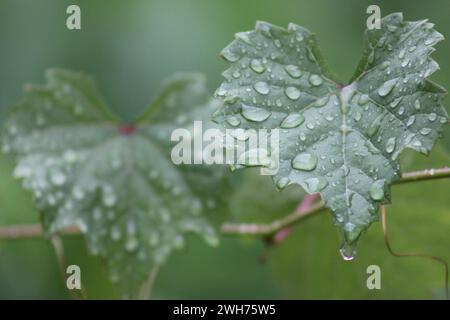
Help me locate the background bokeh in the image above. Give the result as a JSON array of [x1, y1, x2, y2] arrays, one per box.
[[0, 0, 449, 299]]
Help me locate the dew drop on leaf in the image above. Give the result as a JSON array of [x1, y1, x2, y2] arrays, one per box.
[[284, 64, 302, 78], [241, 104, 271, 122], [253, 81, 270, 95], [250, 59, 265, 73], [292, 153, 318, 171], [377, 78, 397, 97], [284, 86, 301, 100], [369, 180, 385, 201], [308, 74, 322, 86], [280, 113, 305, 128]]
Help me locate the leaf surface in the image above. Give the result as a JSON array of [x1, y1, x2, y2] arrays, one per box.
[[214, 13, 448, 249]]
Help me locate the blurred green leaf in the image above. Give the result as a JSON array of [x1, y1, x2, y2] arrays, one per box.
[[214, 13, 448, 250], [1, 69, 228, 297]]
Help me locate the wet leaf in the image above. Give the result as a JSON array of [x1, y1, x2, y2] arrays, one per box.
[[214, 13, 448, 249], [1, 70, 228, 297]]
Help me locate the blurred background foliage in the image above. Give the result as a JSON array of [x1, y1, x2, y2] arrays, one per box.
[[0, 0, 449, 299]]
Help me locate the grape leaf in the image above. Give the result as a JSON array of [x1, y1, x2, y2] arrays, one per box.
[[214, 13, 448, 252], [1, 69, 228, 297]]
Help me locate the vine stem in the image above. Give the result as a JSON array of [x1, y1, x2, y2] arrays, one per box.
[[0, 167, 448, 240], [221, 167, 450, 236]]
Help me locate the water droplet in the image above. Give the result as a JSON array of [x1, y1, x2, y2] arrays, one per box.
[[280, 113, 305, 128], [339, 242, 356, 261], [111, 226, 121, 241], [73, 186, 85, 200], [284, 65, 302, 78], [221, 48, 240, 62], [398, 48, 406, 59], [420, 128, 432, 136], [398, 106, 405, 115], [369, 180, 385, 201], [353, 111, 362, 122], [428, 113, 437, 122], [425, 38, 434, 45], [408, 45, 417, 52], [253, 81, 270, 95], [125, 237, 139, 252], [358, 94, 369, 105], [226, 116, 241, 127], [292, 153, 318, 171], [277, 177, 290, 189], [241, 105, 271, 122], [232, 70, 241, 78], [250, 59, 265, 73], [366, 114, 382, 137], [377, 78, 397, 97], [414, 99, 421, 110], [385, 137, 396, 154], [390, 97, 402, 108], [406, 115, 415, 127], [284, 86, 301, 100], [304, 177, 328, 193], [314, 95, 329, 107], [102, 188, 117, 207], [308, 74, 322, 86], [50, 169, 66, 186]]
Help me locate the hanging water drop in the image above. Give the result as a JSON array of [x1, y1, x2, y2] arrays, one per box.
[[339, 242, 357, 261]]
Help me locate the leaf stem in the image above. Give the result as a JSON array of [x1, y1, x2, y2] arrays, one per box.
[[220, 166, 450, 236], [0, 167, 448, 239]]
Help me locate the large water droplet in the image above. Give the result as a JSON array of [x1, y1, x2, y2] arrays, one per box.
[[309, 74, 323, 86], [377, 78, 397, 97], [284, 65, 302, 78], [285, 86, 301, 100], [253, 81, 270, 95], [241, 105, 271, 122], [280, 113, 305, 128], [385, 137, 396, 153], [292, 153, 318, 171], [369, 180, 385, 201], [250, 59, 265, 73]]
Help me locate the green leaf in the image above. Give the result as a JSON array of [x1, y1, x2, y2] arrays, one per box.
[[1, 69, 228, 297], [214, 13, 448, 250]]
